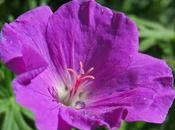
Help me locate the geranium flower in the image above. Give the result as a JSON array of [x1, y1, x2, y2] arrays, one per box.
[[0, 0, 175, 130]]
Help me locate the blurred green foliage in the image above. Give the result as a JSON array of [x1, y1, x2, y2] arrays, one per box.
[[0, 0, 175, 130]]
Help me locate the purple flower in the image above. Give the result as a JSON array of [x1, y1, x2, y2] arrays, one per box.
[[0, 0, 175, 130]]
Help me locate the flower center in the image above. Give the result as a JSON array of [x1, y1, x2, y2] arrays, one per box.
[[49, 61, 95, 109]]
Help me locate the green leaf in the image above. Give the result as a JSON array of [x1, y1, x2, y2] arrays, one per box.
[[28, 0, 37, 9], [131, 16, 175, 41], [0, 0, 4, 5], [39, 0, 50, 5], [21, 107, 35, 120], [0, 70, 5, 81], [12, 121, 20, 130], [12, 99, 33, 130], [2, 110, 14, 130], [139, 38, 156, 51], [1, 98, 34, 130], [167, 59, 175, 71], [131, 16, 164, 30], [119, 121, 127, 130], [0, 99, 8, 113], [14, 111, 33, 130]]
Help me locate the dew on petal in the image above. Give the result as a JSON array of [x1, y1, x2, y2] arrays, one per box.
[[75, 101, 86, 109]]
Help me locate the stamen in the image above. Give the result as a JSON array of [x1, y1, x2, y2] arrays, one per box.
[[61, 61, 95, 106], [80, 61, 85, 74], [81, 75, 95, 80], [67, 68, 78, 77], [86, 67, 94, 74]]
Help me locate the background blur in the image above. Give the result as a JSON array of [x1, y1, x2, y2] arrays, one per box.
[[0, 0, 175, 130]]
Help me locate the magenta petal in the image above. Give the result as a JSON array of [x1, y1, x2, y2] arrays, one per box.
[[6, 45, 48, 75], [47, 0, 139, 75], [89, 53, 175, 123], [0, 6, 52, 75], [13, 75, 59, 130], [0, 6, 61, 130], [59, 105, 127, 130], [123, 53, 175, 123], [0, 0, 174, 129], [57, 108, 73, 130]]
